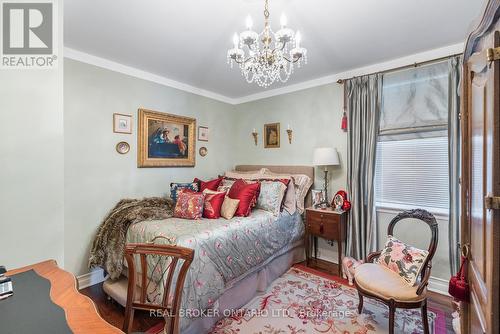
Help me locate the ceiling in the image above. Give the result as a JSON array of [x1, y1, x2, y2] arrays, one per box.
[[64, 0, 484, 100]]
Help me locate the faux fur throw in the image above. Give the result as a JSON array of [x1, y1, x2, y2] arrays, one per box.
[[89, 197, 175, 279]]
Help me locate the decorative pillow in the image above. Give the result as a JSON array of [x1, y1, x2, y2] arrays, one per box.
[[256, 181, 288, 215], [220, 197, 240, 220], [194, 177, 223, 192], [217, 178, 236, 193], [170, 182, 199, 202], [228, 179, 261, 217], [261, 170, 312, 214], [378, 235, 429, 286], [202, 189, 226, 219], [173, 190, 205, 220]]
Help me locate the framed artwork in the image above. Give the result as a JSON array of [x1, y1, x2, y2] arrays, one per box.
[[264, 122, 280, 148], [312, 189, 326, 208], [113, 113, 132, 134], [137, 108, 196, 167], [198, 126, 209, 141]]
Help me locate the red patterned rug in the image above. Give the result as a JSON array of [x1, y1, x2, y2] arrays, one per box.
[[147, 264, 446, 334]]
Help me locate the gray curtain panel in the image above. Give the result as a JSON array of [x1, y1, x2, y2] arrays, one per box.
[[448, 55, 462, 275], [346, 74, 382, 260]]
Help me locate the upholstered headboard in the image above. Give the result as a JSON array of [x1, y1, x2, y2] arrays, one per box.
[[234, 165, 315, 209]]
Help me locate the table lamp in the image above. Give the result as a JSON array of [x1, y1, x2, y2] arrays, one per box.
[[313, 147, 340, 206]]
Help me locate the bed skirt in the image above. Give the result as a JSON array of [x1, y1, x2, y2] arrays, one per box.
[[183, 241, 305, 334]]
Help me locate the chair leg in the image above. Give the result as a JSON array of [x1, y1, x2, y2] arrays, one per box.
[[122, 307, 134, 334], [357, 291, 364, 314], [388, 303, 395, 334], [421, 301, 430, 334]]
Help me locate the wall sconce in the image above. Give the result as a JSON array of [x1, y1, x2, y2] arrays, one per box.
[[252, 128, 258, 146], [286, 124, 293, 144]]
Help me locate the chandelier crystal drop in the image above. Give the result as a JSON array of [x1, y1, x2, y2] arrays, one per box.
[[227, 0, 307, 88]]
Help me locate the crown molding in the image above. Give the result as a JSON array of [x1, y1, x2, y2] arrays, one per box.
[[65, 43, 464, 106], [64, 47, 238, 105], [233, 42, 465, 104]]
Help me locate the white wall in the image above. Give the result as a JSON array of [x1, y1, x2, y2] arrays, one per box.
[[234, 83, 347, 261], [0, 1, 64, 269], [64, 59, 238, 275]]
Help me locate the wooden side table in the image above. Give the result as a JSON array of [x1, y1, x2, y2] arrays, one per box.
[[305, 207, 348, 276]]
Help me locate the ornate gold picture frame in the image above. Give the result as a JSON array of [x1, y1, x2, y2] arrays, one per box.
[[137, 108, 196, 167], [264, 123, 280, 148]]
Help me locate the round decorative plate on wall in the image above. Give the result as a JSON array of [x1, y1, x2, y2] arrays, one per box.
[[116, 141, 130, 154], [199, 147, 208, 157]]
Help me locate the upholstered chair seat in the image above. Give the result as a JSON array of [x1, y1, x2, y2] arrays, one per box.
[[354, 263, 426, 302], [353, 209, 438, 334]]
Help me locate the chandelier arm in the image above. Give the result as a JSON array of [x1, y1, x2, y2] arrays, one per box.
[[282, 55, 302, 63], [234, 56, 257, 65]]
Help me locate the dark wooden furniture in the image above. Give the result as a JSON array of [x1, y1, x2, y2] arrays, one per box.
[[304, 207, 348, 276], [460, 1, 500, 332], [122, 242, 194, 334], [5, 260, 123, 334], [354, 209, 438, 334]]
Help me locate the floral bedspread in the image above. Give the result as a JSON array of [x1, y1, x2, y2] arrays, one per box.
[[126, 209, 303, 329]]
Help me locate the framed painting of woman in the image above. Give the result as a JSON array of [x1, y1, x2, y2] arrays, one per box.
[[137, 108, 196, 167], [264, 123, 280, 148]]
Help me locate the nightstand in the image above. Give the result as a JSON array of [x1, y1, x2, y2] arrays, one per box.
[[305, 207, 348, 276]]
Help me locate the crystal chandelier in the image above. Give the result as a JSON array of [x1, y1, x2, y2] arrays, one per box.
[[227, 0, 307, 88]]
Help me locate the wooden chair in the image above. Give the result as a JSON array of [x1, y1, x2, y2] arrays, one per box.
[[354, 209, 438, 334], [122, 239, 194, 334]]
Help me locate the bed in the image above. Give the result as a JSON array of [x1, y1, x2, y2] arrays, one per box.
[[104, 165, 314, 333]]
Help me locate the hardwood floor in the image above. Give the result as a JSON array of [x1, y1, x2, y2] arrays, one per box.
[[82, 268, 456, 333], [80, 282, 163, 333]]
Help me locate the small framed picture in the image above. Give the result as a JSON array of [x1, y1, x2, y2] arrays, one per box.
[[198, 126, 209, 142], [264, 123, 280, 148], [113, 113, 132, 134], [312, 189, 326, 208]]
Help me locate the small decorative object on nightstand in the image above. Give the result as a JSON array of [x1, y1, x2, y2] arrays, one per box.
[[305, 207, 348, 277]]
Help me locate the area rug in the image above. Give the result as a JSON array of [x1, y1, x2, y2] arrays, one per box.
[[146, 265, 446, 334]]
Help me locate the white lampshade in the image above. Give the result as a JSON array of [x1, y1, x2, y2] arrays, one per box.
[[313, 147, 340, 166]]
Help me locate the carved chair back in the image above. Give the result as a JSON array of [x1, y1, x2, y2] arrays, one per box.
[[122, 238, 194, 334], [386, 209, 438, 294]]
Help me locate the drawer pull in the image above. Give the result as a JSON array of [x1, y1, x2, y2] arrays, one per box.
[[320, 223, 324, 234]]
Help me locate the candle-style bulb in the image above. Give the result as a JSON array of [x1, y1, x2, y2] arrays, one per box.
[[233, 33, 239, 48], [246, 15, 253, 30], [295, 31, 302, 47], [280, 13, 287, 28]]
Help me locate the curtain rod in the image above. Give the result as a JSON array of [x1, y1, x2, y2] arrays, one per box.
[[336, 53, 462, 84]]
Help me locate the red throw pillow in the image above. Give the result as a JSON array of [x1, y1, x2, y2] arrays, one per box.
[[194, 177, 223, 192], [174, 190, 205, 220], [203, 190, 226, 219], [228, 179, 261, 217]]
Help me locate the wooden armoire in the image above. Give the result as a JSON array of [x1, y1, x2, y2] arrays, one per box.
[[461, 0, 500, 333]]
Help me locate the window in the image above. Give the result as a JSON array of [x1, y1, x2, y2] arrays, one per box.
[[375, 61, 450, 213], [375, 137, 449, 211]]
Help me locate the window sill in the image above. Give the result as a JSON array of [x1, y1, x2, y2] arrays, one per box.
[[375, 202, 449, 220]]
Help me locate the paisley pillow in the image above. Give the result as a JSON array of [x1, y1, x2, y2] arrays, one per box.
[[173, 190, 205, 220], [378, 235, 429, 286], [202, 190, 226, 219], [170, 182, 199, 202], [256, 181, 288, 215]]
